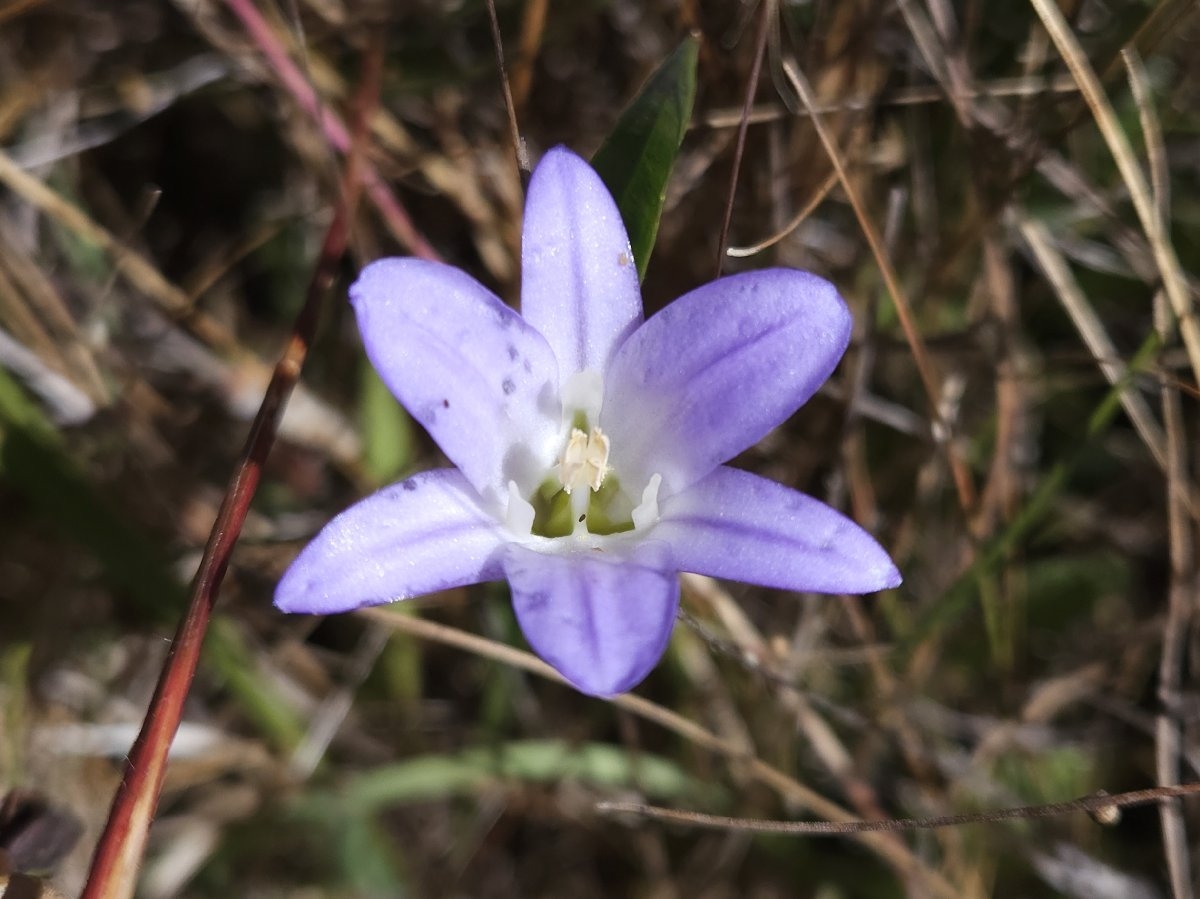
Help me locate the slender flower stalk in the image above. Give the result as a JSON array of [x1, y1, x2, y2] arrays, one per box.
[[276, 147, 900, 696]]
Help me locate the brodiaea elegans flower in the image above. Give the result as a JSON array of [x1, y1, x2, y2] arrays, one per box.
[[276, 147, 900, 696]]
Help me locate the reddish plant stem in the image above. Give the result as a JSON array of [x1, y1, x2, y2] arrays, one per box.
[[79, 40, 382, 899], [222, 0, 440, 262]]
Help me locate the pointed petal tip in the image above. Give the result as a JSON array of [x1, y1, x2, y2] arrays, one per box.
[[273, 562, 318, 615], [554, 661, 647, 698], [564, 675, 637, 699], [807, 540, 902, 596], [864, 559, 903, 594], [272, 550, 389, 616], [347, 257, 412, 308], [529, 145, 610, 204], [841, 531, 903, 595], [536, 144, 589, 173], [848, 532, 904, 594]]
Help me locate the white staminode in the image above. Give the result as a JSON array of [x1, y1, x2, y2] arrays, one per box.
[[506, 480, 535, 534], [558, 426, 610, 494], [631, 473, 662, 530]]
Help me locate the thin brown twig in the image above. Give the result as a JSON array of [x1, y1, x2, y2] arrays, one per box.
[[77, 39, 382, 899], [595, 785, 1200, 835], [715, 0, 771, 277]]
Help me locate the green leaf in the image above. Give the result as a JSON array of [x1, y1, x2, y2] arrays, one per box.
[[333, 740, 724, 812], [591, 36, 699, 280]]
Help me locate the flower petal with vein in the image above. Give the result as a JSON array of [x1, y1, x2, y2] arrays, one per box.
[[276, 146, 901, 696]]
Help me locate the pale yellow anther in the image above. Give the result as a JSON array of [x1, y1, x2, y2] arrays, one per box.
[[558, 426, 610, 494]]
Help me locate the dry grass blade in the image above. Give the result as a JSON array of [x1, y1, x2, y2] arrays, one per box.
[[779, 57, 977, 517], [699, 75, 1080, 128], [1122, 49, 1169, 220], [1016, 216, 1167, 472], [1027, 0, 1200, 384]]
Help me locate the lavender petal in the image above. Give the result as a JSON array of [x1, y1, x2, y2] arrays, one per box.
[[275, 469, 506, 614], [504, 540, 679, 696], [655, 466, 901, 594], [351, 258, 561, 503], [520, 147, 643, 378], [603, 269, 851, 492]]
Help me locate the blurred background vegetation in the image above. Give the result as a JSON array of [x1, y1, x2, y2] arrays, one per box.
[[1, 0, 1198, 896]]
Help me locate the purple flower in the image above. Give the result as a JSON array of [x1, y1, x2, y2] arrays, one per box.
[[276, 147, 900, 696]]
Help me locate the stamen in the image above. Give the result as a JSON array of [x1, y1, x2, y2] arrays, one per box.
[[558, 426, 610, 494], [506, 480, 535, 534], [631, 473, 662, 530]]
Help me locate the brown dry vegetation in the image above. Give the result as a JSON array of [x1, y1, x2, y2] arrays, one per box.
[[1, 0, 1199, 897]]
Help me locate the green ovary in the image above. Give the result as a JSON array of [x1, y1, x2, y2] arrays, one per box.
[[529, 475, 635, 538]]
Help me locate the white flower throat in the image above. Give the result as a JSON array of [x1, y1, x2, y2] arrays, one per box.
[[505, 375, 661, 539]]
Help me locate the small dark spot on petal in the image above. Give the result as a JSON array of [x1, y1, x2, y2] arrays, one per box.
[[501, 377, 516, 395], [523, 359, 532, 373], [578, 514, 586, 523], [442, 398, 450, 408], [507, 344, 519, 361], [402, 480, 418, 492]]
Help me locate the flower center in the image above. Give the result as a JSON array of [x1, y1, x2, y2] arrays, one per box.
[[503, 374, 662, 540]]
